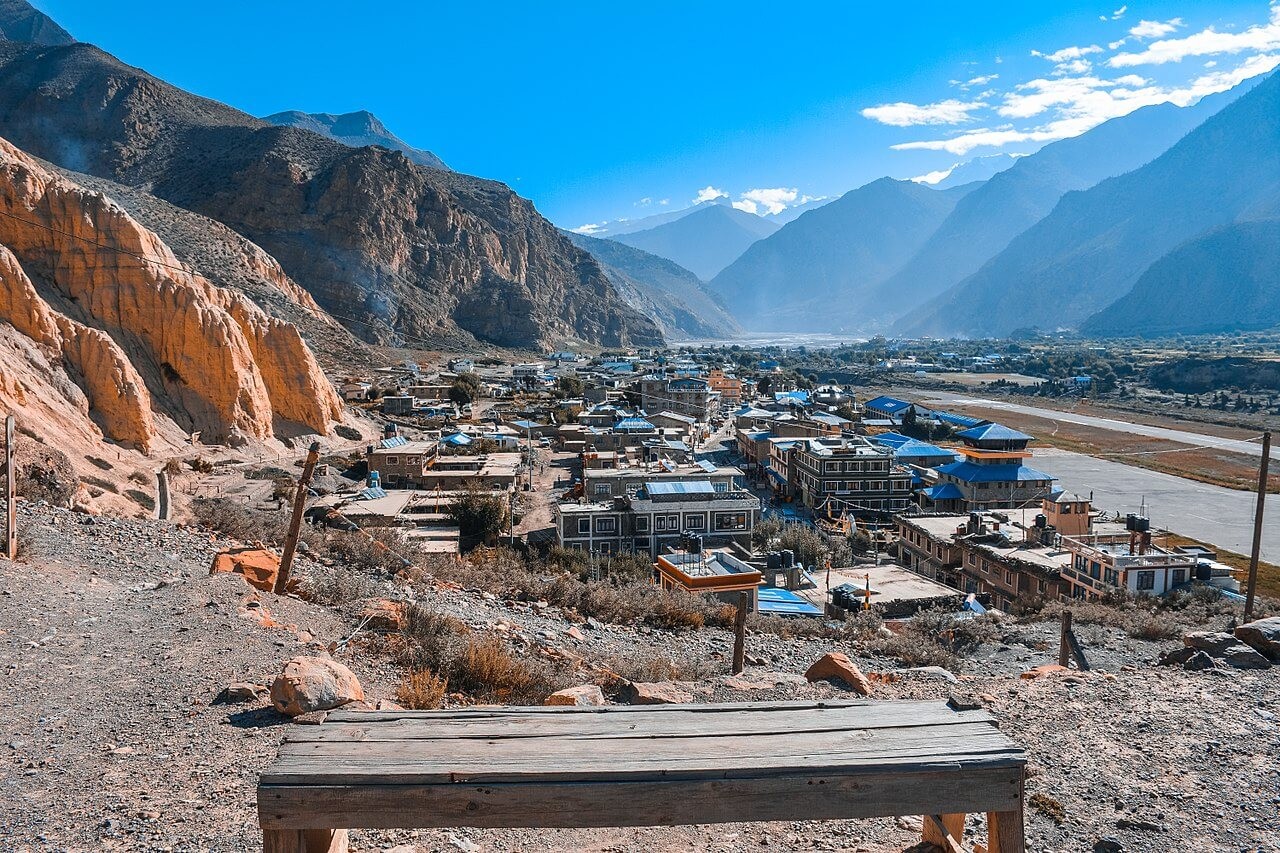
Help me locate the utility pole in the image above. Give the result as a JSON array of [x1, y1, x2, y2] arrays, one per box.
[[4, 415, 14, 560], [1244, 430, 1271, 621], [275, 441, 322, 595]]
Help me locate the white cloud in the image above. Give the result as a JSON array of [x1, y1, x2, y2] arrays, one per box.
[[658, 198, 670, 206], [692, 186, 728, 203], [735, 187, 800, 216], [1111, 5, 1280, 66], [967, 74, 999, 87], [635, 197, 652, 206], [892, 52, 1279, 155], [1100, 5, 1127, 21], [1055, 59, 1094, 75], [1032, 44, 1103, 63], [860, 98, 987, 126], [1129, 18, 1184, 39], [1109, 38, 1128, 50], [571, 223, 607, 235]]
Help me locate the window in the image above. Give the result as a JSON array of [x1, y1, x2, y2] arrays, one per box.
[[684, 514, 705, 530], [1136, 570, 1155, 591], [576, 518, 590, 535], [595, 517, 617, 534], [1172, 568, 1187, 586], [714, 513, 747, 531], [386, 456, 399, 465], [713, 482, 728, 492], [594, 483, 611, 496], [634, 516, 649, 533], [1004, 571, 1014, 586]]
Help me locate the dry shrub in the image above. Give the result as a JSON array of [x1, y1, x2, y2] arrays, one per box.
[[1034, 586, 1236, 640], [871, 632, 961, 672], [1030, 792, 1066, 824], [325, 527, 411, 574], [861, 608, 998, 673], [396, 669, 448, 710], [162, 458, 183, 476], [192, 498, 290, 543], [604, 651, 717, 683], [186, 456, 214, 474], [300, 564, 380, 607], [450, 635, 568, 704]]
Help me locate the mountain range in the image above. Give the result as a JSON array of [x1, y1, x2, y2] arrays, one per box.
[[0, 21, 660, 351], [563, 231, 741, 340], [264, 109, 449, 170], [608, 201, 780, 280], [902, 71, 1280, 338]]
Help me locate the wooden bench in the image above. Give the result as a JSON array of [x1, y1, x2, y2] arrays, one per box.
[[258, 699, 1026, 853]]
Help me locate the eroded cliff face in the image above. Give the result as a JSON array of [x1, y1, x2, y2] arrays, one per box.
[[0, 136, 340, 449]]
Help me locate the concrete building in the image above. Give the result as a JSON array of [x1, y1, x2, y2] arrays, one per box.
[[1061, 524, 1201, 600], [366, 437, 440, 487], [706, 369, 744, 408], [791, 437, 912, 519], [554, 480, 760, 557], [639, 376, 715, 421], [656, 549, 762, 608]]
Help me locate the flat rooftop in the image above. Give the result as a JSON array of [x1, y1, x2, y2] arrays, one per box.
[[795, 563, 961, 611]]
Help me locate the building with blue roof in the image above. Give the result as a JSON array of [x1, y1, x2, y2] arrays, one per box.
[[924, 421, 1054, 512], [863, 395, 913, 420]]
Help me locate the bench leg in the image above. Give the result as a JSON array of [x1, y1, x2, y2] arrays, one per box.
[[263, 829, 349, 853], [987, 809, 1025, 853], [923, 813, 966, 852]]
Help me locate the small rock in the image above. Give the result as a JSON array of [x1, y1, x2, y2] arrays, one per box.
[[1182, 651, 1218, 671], [544, 684, 606, 707], [214, 682, 269, 704], [1182, 631, 1239, 657], [209, 548, 282, 593], [1020, 664, 1069, 679], [1093, 838, 1124, 853], [359, 599, 406, 632], [803, 652, 873, 695], [1219, 643, 1271, 670], [621, 681, 694, 705], [1235, 616, 1280, 659], [270, 657, 365, 717]]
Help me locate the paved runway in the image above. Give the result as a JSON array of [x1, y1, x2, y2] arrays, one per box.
[[920, 392, 1277, 462], [1036, 448, 1279, 561]]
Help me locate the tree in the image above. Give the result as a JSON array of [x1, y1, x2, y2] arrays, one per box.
[[757, 375, 773, 396], [556, 375, 584, 399], [448, 372, 483, 405], [447, 482, 509, 545]]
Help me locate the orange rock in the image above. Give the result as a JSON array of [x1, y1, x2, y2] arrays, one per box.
[[804, 652, 874, 695], [270, 657, 365, 717], [211, 548, 280, 592], [1020, 664, 1070, 680], [544, 685, 606, 707], [360, 599, 407, 632]]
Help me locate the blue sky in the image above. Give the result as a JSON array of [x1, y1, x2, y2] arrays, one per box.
[[38, 1, 1280, 230]]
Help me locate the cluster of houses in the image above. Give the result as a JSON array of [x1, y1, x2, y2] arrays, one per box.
[[321, 351, 1241, 616]]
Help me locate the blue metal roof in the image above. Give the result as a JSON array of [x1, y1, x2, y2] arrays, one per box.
[[892, 439, 959, 460], [864, 395, 912, 414], [614, 417, 656, 432], [955, 423, 1032, 442], [757, 587, 824, 617], [869, 431, 912, 448], [510, 419, 540, 430], [933, 411, 985, 428], [775, 390, 810, 404], [646, 480, 715, 495], [356, 486, 389, 500], [922, 483, 964, 501], [379, 436, 408, 449], [441, 433, 472, 446], [936, 460, 1054, 483], [696, 459, 719, 473]]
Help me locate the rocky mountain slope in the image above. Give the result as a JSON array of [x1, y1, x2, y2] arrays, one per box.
[[875, 86, 1251, 330], [612, 202, 779, 280], [0, 0, 71, 45], [901, 70, 1280, 338], [710, 178, 969, 332], [564, 230, 741, 340], [0, 37, 661, 350], [0, 135, 340, 458], [1084, 220, 1280, 337], [263, 109, 448, 170], [928, 153, 1019, 190]]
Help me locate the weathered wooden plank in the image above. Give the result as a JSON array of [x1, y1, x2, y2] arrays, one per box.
[[259, 766, 1023, 829], [264, 740, 1022, 786], [288, 705, 995, 744], [269, 722, 1016, 767], [987, 809, 1025, 853], [323, 698, 970, 724]]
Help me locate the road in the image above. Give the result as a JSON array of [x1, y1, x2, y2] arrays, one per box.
[[1036, 447, 1279, 562], [919, 392, 1278, 462]]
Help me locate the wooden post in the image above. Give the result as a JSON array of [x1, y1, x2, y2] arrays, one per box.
[[732, 592, 748, 675], [923, 814, 966, 853], [1244, 430, 1271, 622], [4, 415, 14, 560], [275, 441, 322, 595], [1058, 610, 1072, 668]]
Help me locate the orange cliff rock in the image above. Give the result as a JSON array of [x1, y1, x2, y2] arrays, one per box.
[[0, 136, 340, 448]]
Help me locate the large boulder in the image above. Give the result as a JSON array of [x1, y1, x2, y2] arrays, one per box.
[[543, 685, 606, 707], [211, 548, 281, 593], [803, 652, 873, 695], [270, 657, 365, 716], [360, 599, 407, 632], [1235, 617, 1280, 660], [620, 681, 693, 705], [1182, 631, 1239, 656]]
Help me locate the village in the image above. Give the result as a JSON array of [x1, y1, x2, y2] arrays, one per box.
[[282, 346, 1267, 628]]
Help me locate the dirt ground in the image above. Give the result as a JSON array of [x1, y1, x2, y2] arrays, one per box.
[[3, 502, 1279, 853]]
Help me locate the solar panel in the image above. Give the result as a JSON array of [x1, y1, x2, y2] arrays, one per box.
[[379, 436, 408, 448], [697, 459, 718, 473]]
